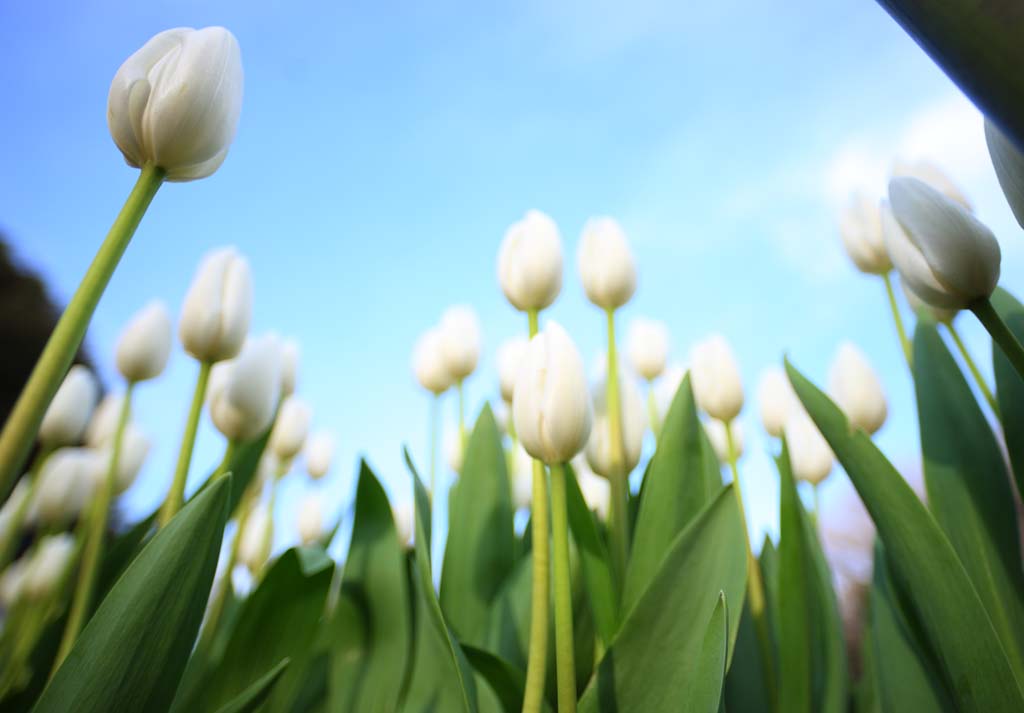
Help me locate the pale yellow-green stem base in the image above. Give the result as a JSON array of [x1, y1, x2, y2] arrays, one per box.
[[549, 462, 577, 713], [160, 360, 213, 527], [947, 321, 999, 415], [646, 383, 660, 439], [882, 272, 912, 368]]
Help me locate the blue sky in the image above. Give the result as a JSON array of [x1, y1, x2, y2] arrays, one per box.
[[2, 0, 1022, 553]]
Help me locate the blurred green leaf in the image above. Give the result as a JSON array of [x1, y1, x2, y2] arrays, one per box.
[[688, 592, 729, 713], [915, 322, 1024, 676], [723, 599, 773, 713], [786, 360, 1024, 710], [483, 554, 532, 671], [461, 644, 537, 713], [33, 476, 230, 713], [992, 288, 1024, 497], [578, 486, 747, 710], [212, 659, 290, 713]]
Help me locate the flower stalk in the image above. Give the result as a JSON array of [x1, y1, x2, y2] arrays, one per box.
[[160, 361, 213, 526], [882, 272, 912, 368], [549, 462, 577, 713], [972, 297, 1024, 384], [604, 307, 630, 585], [947, 321, 999, 415]]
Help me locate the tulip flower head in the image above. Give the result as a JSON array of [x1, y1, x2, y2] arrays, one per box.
[[393, 501, 414, 547], [95, 423, 151, 494], [38, 365, 99, 448], [108, 27, 244, 181], [208, 334, 282, 442], [84, 393, 125, 448], [280, 339, 300, 397], [0, 558, 28, 609], [0, 480, 31, 547], [756, 367, 797, 438], [900, 277, 957, 324], [985, 119, 1024, 231], [626, 318, 669, 382], [238, 503, 272, 574], [23, 534, 76, 602], [839, 192, 891, 275], [446, 429, 464, 474], [585, 369, 645, 478], [653, 363, 687, 424], [497, 209, 564, 311], [884, 178, 1000, 310], [785, 410, 834, 485], [574, 457, 611, 520], [305, 429, 335, 480], [705, 419, 743, 463], [33, 448, 103, 527], [438, 305, 482, 382], [690, 335, 744, 423], [269, 395, 312, 463], [577, 217, 637, 310], [891, 158, 972, 211], [297, 496, 322, 546], [116, 300, 173, 382], [179, 247, 253, 363], [497, 337, 529, 404], [513, 321, 593, 464], [828, 342, 887, 435], [413, 328, 455, 395]]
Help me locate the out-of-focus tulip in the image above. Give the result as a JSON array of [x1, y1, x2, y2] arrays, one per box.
[[691, 335, 744, 422], [900, 277, 958, 324], [585, 369, 645, 478], [785, 410, 834, 485], [493, 401, 509, 434], [439, 306, 481, 382], [574, 457, 611, 520], [84, 394, 125, 448], [23, 534, 76, 601], [305, 430, 335, 480], [33, 448, 103, 527], [38, 366, 99, 448], [985, 120, 1024, 231], [179, 247, 253, 363], [839, 192, 891, 275], [297, 496, 322, 546], [497, 337, 529, 404], [116, 301, 173, 382], [413, 328, 454, 395], [108, 27, 244, 181], [280, 339, 300, 397], [828, 343, 887, 435], [513, 322, 593, 464], [209, 334, 282, 442], [705, 419, 743, 463], [0, 557, 28, 608], [497, 210, 564, 311], [446, 430, 464, 474], [95, 423, 151, 494], [654, 363, 687, 424], [577, 217, 637, 310], [393, 502, 414, 546], [892, 158, 972, 211], [0, 480, 30, 546], [626, 318, 669, 382], [269, 396, 311, 463], [238, 503, 272, 573], [885, 178, 1000, 309], [757, 367, 797, 438]]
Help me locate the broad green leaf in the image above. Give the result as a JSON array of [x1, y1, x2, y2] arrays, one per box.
[[801, 504, 847, 713], [786, 360, 1024, 710], [625, 375, 718, 610], [212, 659, 290, 713], [723, 600, 772, 713], [915, 322, 1024, 675], [188, 431, 271, 516], [441, 405, 516, 646], [483, 553, 532, 671], [33, 476, 230, 713], [578, 486, 747, 711], [687, 592, 729, 713], [855, 624, 881, 713], [462, 644, 536, 713], [329, 461, 411, 713], [992, 288, 1024, 498]]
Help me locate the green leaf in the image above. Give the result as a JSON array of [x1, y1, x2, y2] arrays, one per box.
[[786, 360, 1024, 710], [328, 461, 411, 713], [212, 659, 290, 713], [483, 553, 532, 672], [578, 486, 747, 711], [33, 476, 230, 713], [723, 599, 773, 713], [991, 287, 1024, 498], [625, 374, 718, 611], [440, 405, 515, 647], [915, 321, 1024, 676], [688, 592, 729, 713], [461, 645, 537, 713]]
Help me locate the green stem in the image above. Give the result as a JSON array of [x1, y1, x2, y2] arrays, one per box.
[[549, 462, 577, 713], [0, 448, 51, 571], [0, 164, 164, 498], [429, 395, 439, 499], [212, 440, 239, 481], [646, 384, 660, 440], [883, 272, 913, 368], [160, 360, 213, 527], [948, 321, 1000, 415], [54, 382, 134, 672], [604, 307, 629, 585], [726, 420, 778, 712], [972, 297, 1024, 385]]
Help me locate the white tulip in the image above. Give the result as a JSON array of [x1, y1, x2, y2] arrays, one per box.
[[785, 410, 834, 485], [439, 306, 481, 382], [0, 557, 28, 608], [828, 343, 887, 435], [95, 423, 151, 494], [296, 496, 322, 546], [892, 158, 972, 211], [511, 446, 534, 510], [393, 502, 414, 546], [116, 301, 173, 382], [269, 396, 311, 463], [209, 334, 282, 442], [497, 210, 564, 311], [38, 365, 99, 448], [0, 480, 30, 547], [757, 367, 797, 438], [85, 393, 126, 448], [33, 448, 103, 527], [654, 363, 687, 424], [900, 277, 958, 324], [985, 120, 1024, 230], [23, 534, 77, 601], [513, 321, 593, 464], [838, 192, 891, 274], [585, 369, 646, 478], [690, 335, 744, 423], [305, 430, 335, 480], [108, 27, 243, 181], [238, 503, 272, 573], [574, 457, 611, 520], [626, 318, 669, 381], [884, 178, 1000, 309], [413, 328, 454, 395], [179, 247, 253, 363], [446, 430, 464, 474], [577, 217, 637, 310], [497, 337, 529, 404], [705, 419, 742, 463], [280, 339, 300, 397]]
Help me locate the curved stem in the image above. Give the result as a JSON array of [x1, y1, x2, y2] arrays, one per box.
[[54, 382, 134, 671], [212, 439, 239, 481], [604, 307, 629, 585], [973, 297, 1024, 384], [947, 321, 1000, 415], [549, 462, 577, 713], [0, 165, 164, 498], [160, 360, 213, 527], [882, 272, 913, 368]]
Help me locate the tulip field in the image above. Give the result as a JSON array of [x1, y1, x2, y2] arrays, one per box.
[[5, 3, 1024, 713]]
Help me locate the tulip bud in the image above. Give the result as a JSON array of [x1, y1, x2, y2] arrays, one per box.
[[577, 217, 637, 310], [413, 328, 455, 395], [497, 337, 529, 404], [705, 419, 742, 463], [23, 534, 77, 601], [108, 27, 243, 181], [0, 480, 30, 546], [574, 457, 611, 520], [585, 369, 645, 478], [393, 502, 414, 546], [892, 158, 972, 211], [116, 301, 173, 382], [209, 334, 282, 442], [85, 393, 126, 448], [38, 365, 99, 448], [179, 247, 253, 363], [653, 364, 687, 424], [238, 503, 272, 573], [838, 193, 891, 274], [513, 321, 593, 464], [0, 557, 28, 608], [446, 430, 464, 474], [497, 210, 564, 311], [96, 424, 151, 494], [511, 446, 533, 510], [985, 120, 1024, 231], [280, 339, 300, 397], [885, 178, 1000, 309], [297, 496, 322, 546], [626, 318, 669, 381], [305, 430, 335, 480], [828, 342, 887, 435], [785, 410, 834, 485], [690, 335, 744, 423], [439, 306, 482, 382], [900, 277, 957, 324], [756, 367, 797, 438], [33, 448, 103, 527], [269, 396, 312, 463], [493, 401, 509, 434]]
